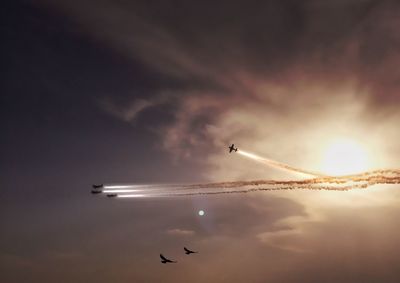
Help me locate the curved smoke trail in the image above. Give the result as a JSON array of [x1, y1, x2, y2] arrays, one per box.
[[97, 150, 400, 198], [237, 150, 327, 177]]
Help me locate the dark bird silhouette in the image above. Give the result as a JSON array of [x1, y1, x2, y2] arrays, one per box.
[[160, 254, 177, 264], [184, 247, 198, 255]]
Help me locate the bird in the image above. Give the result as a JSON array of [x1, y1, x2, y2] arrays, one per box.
[[160, 254, 177, 264], [184, 247, 198, 255]]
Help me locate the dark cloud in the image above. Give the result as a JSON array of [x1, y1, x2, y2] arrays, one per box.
[[39, 0, 400, 94], [35, 0, 400, 162]]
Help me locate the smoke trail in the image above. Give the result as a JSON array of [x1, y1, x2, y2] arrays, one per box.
[[103, 185, 141, 189], [102, 189, 142, 193], [117, 194, 147, 198], [237, 150, 326, 177], [96, 150, 400, 199], [103, 169, 400, 198]]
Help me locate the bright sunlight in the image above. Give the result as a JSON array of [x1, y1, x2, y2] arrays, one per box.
[[320, 138, 371, 176]]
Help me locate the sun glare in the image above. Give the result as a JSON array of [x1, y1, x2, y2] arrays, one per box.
[[320, 138, 371, 176]]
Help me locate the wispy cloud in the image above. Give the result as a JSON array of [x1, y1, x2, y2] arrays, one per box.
[[166, 228, 195, 236], [99, 95, 168, 123]]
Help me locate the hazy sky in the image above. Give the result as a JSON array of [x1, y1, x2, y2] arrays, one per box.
[[2, 1, 400, 282]]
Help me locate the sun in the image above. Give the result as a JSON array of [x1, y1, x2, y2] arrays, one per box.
[[320, 138, 371, 176]]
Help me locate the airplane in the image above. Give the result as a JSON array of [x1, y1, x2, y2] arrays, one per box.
[[92, 184, 104, 189], [106, 194, 117, 198], [228, 144, 238, 153], [184, 247, 198, 255], [160, 254, 177, 264], [91, 190, 102, 194]]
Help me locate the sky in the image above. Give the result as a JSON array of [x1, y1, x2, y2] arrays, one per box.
[[1, 0, 400, 282]]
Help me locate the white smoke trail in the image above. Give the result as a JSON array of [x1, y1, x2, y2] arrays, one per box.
[[103, 185, 141, 189], [103, 189, 142, 193], [117, 194, 148, 198], [103, 184, 194, 190], [237, 150, 327, 177]]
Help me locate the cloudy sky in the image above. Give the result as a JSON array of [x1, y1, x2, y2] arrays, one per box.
[[2, 0, 400, 282]]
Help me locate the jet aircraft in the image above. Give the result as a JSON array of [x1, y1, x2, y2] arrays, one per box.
[[228, 144, 238, 153], [160, 254, 177, 264], [184, 247, 198, 255], [92, 184, 103, 189]]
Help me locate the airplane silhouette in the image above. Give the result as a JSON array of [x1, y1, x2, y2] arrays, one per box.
[[160, 254, 177, 264], [184, 247, 198, 255], [228, 144, 238, 153], [92, 184, 103, 189]]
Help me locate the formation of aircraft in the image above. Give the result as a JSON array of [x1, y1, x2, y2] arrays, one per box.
[[92, 145, 239, 196], [91, 184, 103, 194], [228, 143, 238, 153]]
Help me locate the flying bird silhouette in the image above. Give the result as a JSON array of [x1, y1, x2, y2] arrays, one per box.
[[160, 254, 177, 264], [184, 247, 198, 255]]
